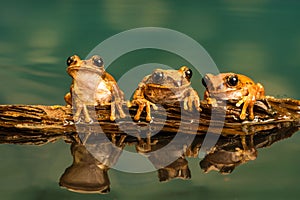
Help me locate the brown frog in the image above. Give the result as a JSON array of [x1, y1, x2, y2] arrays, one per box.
[[130, 66, 201, 121], [202, 73, 265, 120], [64, 55, 126, 123]]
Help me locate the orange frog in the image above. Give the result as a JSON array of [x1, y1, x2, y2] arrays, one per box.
[[64, 55, 126, 123], [202, 73, 265, 120]]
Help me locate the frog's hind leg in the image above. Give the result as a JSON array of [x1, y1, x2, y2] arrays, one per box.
[[64, 92, 72, 105]]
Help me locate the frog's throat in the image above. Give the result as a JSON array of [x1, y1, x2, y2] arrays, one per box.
[[146, 83, 191, 90]]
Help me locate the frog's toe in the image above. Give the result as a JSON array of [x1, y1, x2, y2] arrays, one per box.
[[145, 115, 152, 122], [240, 112, 246, 120], [196, 104, 202, 112], [236, 100, 244, 107], [151, 103, 158, 110], [83, 115, 92, 123], [183, 98, 189, 110], [119, 112, 126, 118], [126, 101, 133, 107], [134, 114, 141, 121], [248, 113, 255, 121], [110, 115, 116, 121], [74, 118, 82, 124], [188, 98, 195, 111]]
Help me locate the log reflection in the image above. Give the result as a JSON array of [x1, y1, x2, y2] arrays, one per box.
[[59, 125, 299, 194]]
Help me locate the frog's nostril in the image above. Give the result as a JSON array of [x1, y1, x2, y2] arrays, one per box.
[[152, 72, 164, 83], [202, 76, 209, 88]]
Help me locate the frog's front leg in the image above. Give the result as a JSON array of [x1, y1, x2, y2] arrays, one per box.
[[130, 84, 158, 121], [110, 83, 126, 121], [236, 85, 263, 120], [236, 95, 254, 120], [82, 104, 92, 123], [73, 100, 92, 123], [183, 89, 201, 112], [131, 98, 157, 121], [73, 105, 82, 123]]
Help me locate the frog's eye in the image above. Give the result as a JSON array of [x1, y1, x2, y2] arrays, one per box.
[[152, 71, 164, 83], [92, 56, 104, 67], [227, 75, 239, 86], [67, 56, 76, 66], [185, 69, 193, 80]]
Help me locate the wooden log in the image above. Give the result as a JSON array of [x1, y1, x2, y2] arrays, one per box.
[[0, 97, 299, 145]]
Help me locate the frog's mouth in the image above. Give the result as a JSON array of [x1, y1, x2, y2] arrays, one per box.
[[148, 81, 190, 89], [68, 65, 105, 76]]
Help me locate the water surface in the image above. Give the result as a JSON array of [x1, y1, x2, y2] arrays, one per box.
[[0, 1, 300, 199]]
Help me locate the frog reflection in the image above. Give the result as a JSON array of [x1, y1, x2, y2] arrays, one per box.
[[199, 147, 257, 174], [158, 157, 191, 182], [135, 133, 192, 182], [59, 133, 126, 194], [59, 142, 110, 194], [185, 135, 257, 174]]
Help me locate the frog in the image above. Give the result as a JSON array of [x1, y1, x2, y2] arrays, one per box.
[[202, 73, 265, 120], [130, 66, 201, 121], [64, 54, 126, 123]]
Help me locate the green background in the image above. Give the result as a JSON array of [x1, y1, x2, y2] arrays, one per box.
[[0, 0, 300, 199]]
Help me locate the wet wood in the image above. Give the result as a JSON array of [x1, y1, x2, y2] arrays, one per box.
[[0, 96, 299, 145]]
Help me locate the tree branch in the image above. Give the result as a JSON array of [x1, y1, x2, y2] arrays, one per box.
[[0, 97, 299, 145]]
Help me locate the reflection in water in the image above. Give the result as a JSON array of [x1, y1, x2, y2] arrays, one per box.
[[199, 144, 257, 174], [59, 142, 110, 194], [59, 132, 126, 194], [59, 125, 299, 194], [158, 157, 191, 182]]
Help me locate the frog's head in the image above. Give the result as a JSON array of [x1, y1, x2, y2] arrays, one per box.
[[147, 66, 193, 88], [202, 73, 255, 99], [66, 55, 105, 78]]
